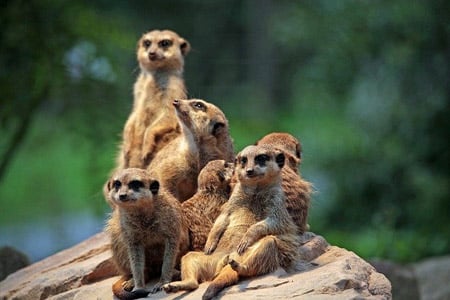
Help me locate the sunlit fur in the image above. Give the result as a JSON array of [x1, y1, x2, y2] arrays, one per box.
[[256, 132, 313, 233], [163, 145, 300, 300], [181, 160, 234, 251], [118, 30, 190, 170], [147, 99, 233, 202], [104, 168, 189, 300]]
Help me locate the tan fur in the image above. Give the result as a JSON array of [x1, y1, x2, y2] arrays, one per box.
[[198, 118, 234, 169], [104, 168, 189, 299], [118, 29, 190, 170], [256, 132, 312, 233], [163, 145, 300, 300], [147, 99, 233, 202], [181, 160, 234, 251]]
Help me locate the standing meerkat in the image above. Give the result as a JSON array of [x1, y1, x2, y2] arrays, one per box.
[[118, 29, 190, 170], [256, 132, 312, 233], [163, 145, 301, 300], [104, 168, 189, 300], [147, 98, 233, 202], [181, 159, 234, 251]]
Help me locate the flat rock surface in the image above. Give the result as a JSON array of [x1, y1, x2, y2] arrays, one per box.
[[0, 232, 391, 300]]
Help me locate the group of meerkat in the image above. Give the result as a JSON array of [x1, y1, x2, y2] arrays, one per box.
[[103, 29, 312, 300]]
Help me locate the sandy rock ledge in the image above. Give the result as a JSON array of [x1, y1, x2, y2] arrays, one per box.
[[0, 232, 391, 300]]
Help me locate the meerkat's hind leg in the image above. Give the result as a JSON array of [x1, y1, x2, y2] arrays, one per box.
[[202, 264, 238, 300], [163, 252, 204, 293], [229, 235, 280, 277]]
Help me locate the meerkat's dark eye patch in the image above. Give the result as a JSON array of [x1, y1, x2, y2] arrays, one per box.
[[149, 180, 160, 195], [192, 101, 206, 111], [158, 39, 172, 48], [128, 180, 144, 191], [240, 156, 248, 166], [275, 153, 285, 168], [255, 154, 270, 166], [113, 180, 121, 190], [143, 39, 151, 48]]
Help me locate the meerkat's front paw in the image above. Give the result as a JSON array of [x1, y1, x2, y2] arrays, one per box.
[[163, 283, 180, 293], [236, 238, 250, 255]]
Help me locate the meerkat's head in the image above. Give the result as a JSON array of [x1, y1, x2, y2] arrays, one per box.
[[137, 29, 190, 72], [172, 99, 229, 140], [105, 168, 160, 208], [235, 145, 285, 187], [256, 132, 302, 170], [198, 160, 234, 194]]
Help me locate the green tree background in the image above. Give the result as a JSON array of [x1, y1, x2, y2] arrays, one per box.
[[0, 0, 448, 263]]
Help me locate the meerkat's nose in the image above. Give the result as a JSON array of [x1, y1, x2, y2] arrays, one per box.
[[173, 99, 180, 106], [119, 194, 128, 202], [246, 169, 255, 177]]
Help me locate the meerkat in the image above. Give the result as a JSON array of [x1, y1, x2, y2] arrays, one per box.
[[181, 159, 234, 251], [256, 132, 312, 234], [104, 168, 189, 300], [163, 145, 301, 300], [117, 29, 191, 170], [147, 98, 232, 202]]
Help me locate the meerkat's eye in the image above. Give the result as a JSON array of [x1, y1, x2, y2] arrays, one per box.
[[240, 156, 248, 166], [192, 101, 206, 111], [142, 39, 151, 48], [128, 180, 144, 191], [112, 180, 121, 190], [159, 39, 172, 48], [255, 154, 270, 166]]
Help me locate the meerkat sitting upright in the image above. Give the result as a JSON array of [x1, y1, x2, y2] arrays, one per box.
[[163, 145, 301, 300], [118, 29, 190, 170], [147, 98, 232, 202], [104, 168, 189, 300], [181, 159, 234, 251], [256, 132, 313, 234]]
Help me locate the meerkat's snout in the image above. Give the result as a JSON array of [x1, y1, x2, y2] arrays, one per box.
[[246, 168, 255, 177], [149, 51, 157, 61], [119, 193, 128, 202]]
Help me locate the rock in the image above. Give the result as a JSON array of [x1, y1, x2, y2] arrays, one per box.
[[0, 233, 117, 300], [0, 232, 391, 300], [0, 246, 30, 281], [370, 255, 450, 300], [413, 255, 450, 300], [370, 259, 420, 300]]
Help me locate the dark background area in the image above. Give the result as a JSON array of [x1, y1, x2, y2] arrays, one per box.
[[0, 0, 449, 263]]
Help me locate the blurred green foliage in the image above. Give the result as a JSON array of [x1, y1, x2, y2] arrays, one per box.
[[0, 0, 448, 263]]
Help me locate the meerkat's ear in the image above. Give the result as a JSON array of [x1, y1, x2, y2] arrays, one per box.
[[287, 153, 300, 169], [275, 152, 285, 169], [212, 121, 225, 137], [149, 180, 160, 195], [105, 179, 112, 192], [296, 142, 302, 160], [179, 38, 191, 56]]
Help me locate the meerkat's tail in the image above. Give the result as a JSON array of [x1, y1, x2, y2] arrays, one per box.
[[112, 276, 150, 300], [202, 264, 238, 300]]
